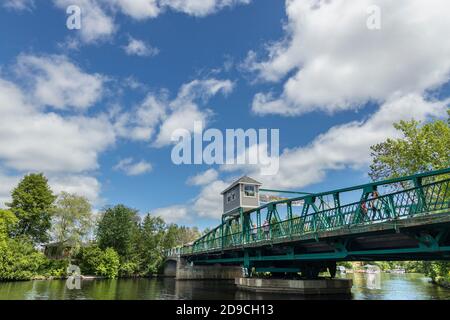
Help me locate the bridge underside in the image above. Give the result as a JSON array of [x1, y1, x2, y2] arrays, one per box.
[[185, 213, 450, 271]]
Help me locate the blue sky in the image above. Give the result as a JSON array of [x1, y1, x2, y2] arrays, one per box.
[[0, 0, 449, 229]]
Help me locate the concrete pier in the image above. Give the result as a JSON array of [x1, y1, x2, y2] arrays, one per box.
[[235, 278, 353, 295], [177, 264, 242, 280], [165, 257, 243, 280]]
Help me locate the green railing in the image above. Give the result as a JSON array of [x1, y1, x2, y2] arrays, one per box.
[[172, 169, 450, 256]]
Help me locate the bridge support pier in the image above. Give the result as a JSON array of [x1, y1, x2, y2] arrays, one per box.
[[175, 257, 242, 280], [235, 278, 353, 295]]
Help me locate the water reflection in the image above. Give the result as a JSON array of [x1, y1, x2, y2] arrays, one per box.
[[365, 273, 381, 290], [0, 273, 448, 300]]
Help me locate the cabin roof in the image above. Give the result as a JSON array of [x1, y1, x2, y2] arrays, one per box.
[[221, 176, 262, 195]]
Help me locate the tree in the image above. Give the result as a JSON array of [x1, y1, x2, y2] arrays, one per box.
[[369, 118, 450, 182], [139, 214, 167, 275], [76, 245, 120, 278], [52, 192, 93, 247], [0, 209, 17, 245], [96, 205, 140, 259], [369, 115, 450, 285], [163, 224, 201, 249], [7, 173, 56, 244]]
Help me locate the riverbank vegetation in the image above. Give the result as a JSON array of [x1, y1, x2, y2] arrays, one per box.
[[368, 112, 450, 287], [0, 174, 199, 281]]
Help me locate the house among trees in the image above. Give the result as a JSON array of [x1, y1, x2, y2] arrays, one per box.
[[44, 241, 75, 260], [221, 176, 262, 216]]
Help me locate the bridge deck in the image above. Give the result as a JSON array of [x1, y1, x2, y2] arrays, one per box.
[[167, 169, 450, 263]]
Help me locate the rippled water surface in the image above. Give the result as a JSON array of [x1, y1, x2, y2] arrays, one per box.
[[0, 273, 448, 300]]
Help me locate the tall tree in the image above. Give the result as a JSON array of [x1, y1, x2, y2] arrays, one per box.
[[369, 115, 450, 285], [96, 204, 140, 259], [7, 173, 56, 244], [140, 214, 167, 274], [369, 117, 450, 181], [52, 192, 93, 246]]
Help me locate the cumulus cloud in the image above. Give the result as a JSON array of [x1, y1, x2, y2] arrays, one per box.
[[50, 175, 103, 204], [153, 205, 189, 224], [241, 94, 449, 189], [114, 158, 153, 176], [0, 78, 115, 173], [2, 0, 34, 10], [53, 0, 250, 43], [114, 78, 234, 147], [193, 179, 228, 218], [54, 0, 116, 43], [123, 37, 159, 57], [161, 0, 251, 17], [187, 169, 219, 186], [247, 0, 450, 116], [113, 0, 160, 20], [0, 172, 20, 207], [0, 54, 116, 206], [16, 54, 105, 110]]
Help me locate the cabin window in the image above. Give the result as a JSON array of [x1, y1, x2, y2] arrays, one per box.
[[244, 185, 256, 197], [227, 191, 236, 203]]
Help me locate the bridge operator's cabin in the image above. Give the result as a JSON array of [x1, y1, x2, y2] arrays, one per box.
[[221, 176, 262, 216]]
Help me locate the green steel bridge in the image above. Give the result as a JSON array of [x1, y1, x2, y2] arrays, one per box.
[[168, 168, 450, 278]]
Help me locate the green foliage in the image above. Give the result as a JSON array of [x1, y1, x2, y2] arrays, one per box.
[[369, 118, 450, 181], [119, 261, 140, 277], [138, 215, 167, 275], [39, 259, 69, 278], [52, 192, 94, 248], [0, 209, 17, 244], [7, 173, 56, 244], [0, 238, 47, 281], [369, 116, 450, 284], [97, 205, 140, 259], [423, 261, 450, 283], [337, 261, 353, 269], [76, 246, 120, 278]]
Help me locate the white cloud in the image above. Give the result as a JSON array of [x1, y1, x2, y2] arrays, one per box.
[[114, 79, 233, 147], [181, 94, 448, 221], [16, 54, 105, 110], [187, 169, 219, 186], [50, 175, 102, 204], [153, 104, 211, 147], [0, 78, 115, 173], [193, 179, 228, 218], [0, 173, 104, 207], [54, 0, 116, 43], [53, 0, 250, 43], [0, 53, 116, 207], [0, 172, 20, 208], [161, 0, 251, 17], [153, 79, 234, 147], [247, 0, 450, 116], [246, 94, 449, 189], [114, 158, 153, 176], [2, 0, 34, 10], [113, 0, 160, 20], [123, 37, 159, 57], [153, 205, 189, 224]]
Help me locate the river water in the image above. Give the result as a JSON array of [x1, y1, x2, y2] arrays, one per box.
[[0, 273, 448, 300]]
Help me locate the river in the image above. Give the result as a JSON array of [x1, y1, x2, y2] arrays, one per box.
[[0, 273, 448, 300]]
